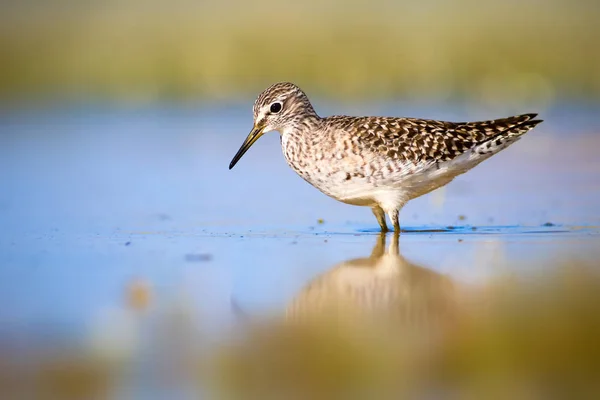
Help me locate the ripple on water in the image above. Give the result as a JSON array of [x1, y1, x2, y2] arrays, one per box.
[[356, 224, 600, 235]]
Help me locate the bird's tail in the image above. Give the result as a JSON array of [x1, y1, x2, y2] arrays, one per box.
[[473, 114, 543, 156], [460, 113, 542, 139]]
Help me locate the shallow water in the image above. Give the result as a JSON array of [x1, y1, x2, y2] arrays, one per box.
[[0, 102, 599, 397]]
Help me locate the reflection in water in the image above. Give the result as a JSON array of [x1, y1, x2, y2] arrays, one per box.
[[211, 235, 462, 400], [2, 235, 600, 399], [287, 233, 456, 333], [213, 236, 600, 400]]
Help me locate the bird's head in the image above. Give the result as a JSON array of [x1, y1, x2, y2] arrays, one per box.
[[229, 82, 316, 169]]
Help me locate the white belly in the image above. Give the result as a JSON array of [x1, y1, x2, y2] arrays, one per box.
[[287, 156, 466, 210], [281, 130, 495, 209]]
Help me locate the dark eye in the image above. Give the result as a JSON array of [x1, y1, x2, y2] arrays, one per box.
[[269, 102, 282, 113]]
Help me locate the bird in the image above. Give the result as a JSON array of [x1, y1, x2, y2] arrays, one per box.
[[229, 82, 543, 232]]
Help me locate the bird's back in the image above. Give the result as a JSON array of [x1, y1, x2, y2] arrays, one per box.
[[322, 113, 542, 166]]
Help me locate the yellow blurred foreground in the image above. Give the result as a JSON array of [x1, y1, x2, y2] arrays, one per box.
[[215, 234, 600, 399], [1, 234, 599, 399]]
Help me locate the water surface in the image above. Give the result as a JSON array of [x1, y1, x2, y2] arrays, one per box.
[[0, 102, 599, 397]]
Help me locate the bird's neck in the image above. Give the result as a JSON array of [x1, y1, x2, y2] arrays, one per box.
[[281, 112, 322, 139], [280, 112, 322, 168]]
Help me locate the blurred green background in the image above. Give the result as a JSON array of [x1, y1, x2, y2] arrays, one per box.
[[1, 0, 599, 105]]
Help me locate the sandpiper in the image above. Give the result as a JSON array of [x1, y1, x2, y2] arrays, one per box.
[[229, 82, 542, 232]]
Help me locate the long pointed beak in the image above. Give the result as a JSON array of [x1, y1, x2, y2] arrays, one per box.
[[229, 125, 265, 170]]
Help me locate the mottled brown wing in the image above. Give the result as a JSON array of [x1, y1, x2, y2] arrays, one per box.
[[345, 113, 540, 165]]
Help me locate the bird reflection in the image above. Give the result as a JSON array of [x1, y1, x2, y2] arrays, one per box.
[[287, 233, 456, 330]]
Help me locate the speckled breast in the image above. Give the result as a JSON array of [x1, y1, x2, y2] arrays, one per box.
[[280, 131, 380, 205]]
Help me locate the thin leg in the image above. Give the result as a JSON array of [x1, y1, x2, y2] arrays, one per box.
[[372, 206, 388, 232], [389, 209, 400, 233]]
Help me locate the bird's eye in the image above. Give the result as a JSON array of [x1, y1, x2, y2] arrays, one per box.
[[269, 102, 282, 113]]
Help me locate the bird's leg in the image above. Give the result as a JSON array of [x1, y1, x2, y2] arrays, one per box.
[[389, 209, 401, 233], [372, 206, 388, 232]]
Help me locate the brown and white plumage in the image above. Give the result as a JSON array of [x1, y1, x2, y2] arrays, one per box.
[[229, 82, 543, 232]]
